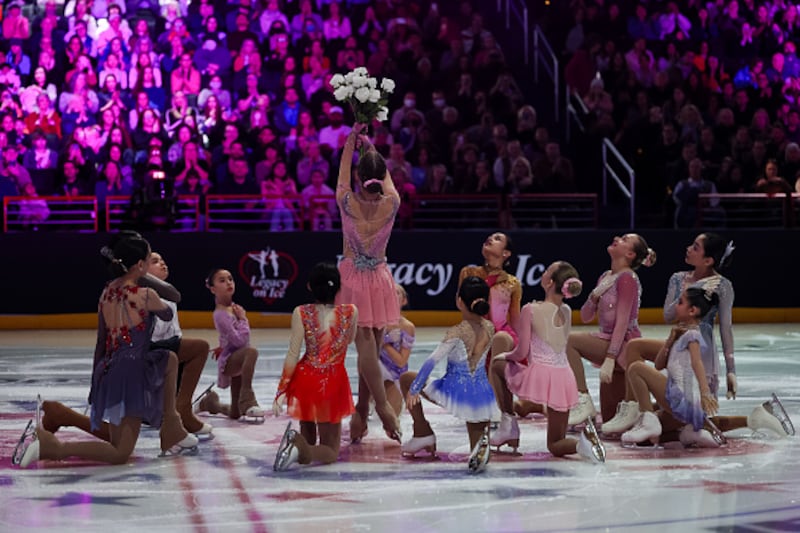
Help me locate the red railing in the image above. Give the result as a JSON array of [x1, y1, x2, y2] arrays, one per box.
[[3, 193, 601, 232]]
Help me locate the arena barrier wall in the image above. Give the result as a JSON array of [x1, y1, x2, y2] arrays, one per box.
[[2, 229, 798, 328]]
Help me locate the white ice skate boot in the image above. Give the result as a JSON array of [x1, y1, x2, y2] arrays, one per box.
[[400, 434, 437, 457], [273, 422, 299, 471], [621, 411, 662, 447], [568, 392, 597, 427], [490, 413, 520, 452], [601, 401, 639, 435], [159, 433, 199, 457], [748, 394, 795, 437], [468, 426, 491, 474], [577, 417, 606, 463], [679, 424, 721, 448]]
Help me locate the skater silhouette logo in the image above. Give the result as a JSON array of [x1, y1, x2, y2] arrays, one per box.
[[238, 247, 299, 304]]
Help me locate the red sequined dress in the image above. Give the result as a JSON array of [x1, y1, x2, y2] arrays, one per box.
[[277, 303, 357, 423]]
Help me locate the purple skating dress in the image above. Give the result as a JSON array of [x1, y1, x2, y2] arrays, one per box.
[[90, 285, 173, 431]]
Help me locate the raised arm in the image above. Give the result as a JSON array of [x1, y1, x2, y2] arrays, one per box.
[[337, 123, 366, 193], [138, 273, 182, 303]]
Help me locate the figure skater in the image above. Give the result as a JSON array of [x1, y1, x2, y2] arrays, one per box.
[[16, 234, 198, 467], [335, 122, 402, 443], [621, 287, 721, 446], [195, 269, 265, 421], [379, 284, 416, 417], [458, 232, 541, 419], [491, 261, 606, 462], [567, 234, 656, 426], [602, 233, 736, 435], [604, 235, 793, 441], [272, 262, 359, 470], [36, 251, 213, 440], [399, 276, 498, 473], [148, 251, 213, 436]]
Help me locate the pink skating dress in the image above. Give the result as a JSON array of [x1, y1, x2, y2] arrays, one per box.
[[335, 188, 401, 328], [581, 270, 642, 367], [505, 302, 579, 412]]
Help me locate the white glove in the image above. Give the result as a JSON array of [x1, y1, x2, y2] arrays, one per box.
[[272, 394, 286, 417], [726, 373, 737, 400], [599, 357, 616, 384]]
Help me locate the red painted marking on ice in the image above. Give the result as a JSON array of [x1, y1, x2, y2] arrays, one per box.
[[215, 447, 270, 533], [670, 480, 787, 494], [174, 457, 208, 533], [613, 437, 770, 463], [266, 491, 358, 503]]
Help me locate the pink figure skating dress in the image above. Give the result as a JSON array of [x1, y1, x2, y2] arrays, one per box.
[[582, 270, 642, 366], [335, 189, 400, 328], [505, 302, 579, 412]]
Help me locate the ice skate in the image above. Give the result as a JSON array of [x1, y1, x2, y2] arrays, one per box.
[[601, 401, 639, 435], [273, 422, 299, 471], [12, 395, 41, 466], [468, 426, 491, 474], [679, 425, 720, 448], [193, 387, 222, 416], [490, 413, 520, 453], [704, 418, 728, 446], [568, 392, 597, 428], [748, 394, 795, 437], [579, 417, 606, 463], [401, 434, 437, 457], [621, 411, 662, 447], [238, 389, 265, 424], [159, 415, 199, 457]]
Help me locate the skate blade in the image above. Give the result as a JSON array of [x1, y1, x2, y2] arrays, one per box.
[[159, 445, 199, 458], [620, 440, 660, 449], [385, 428, 402, 443], [11, 419, 36, 466], [273, 422, 295, 472], [401, 448, 438, 459], [584, 418, 607, 463], [241, 415, 266, 425], [191, 383, 215, 407], [768, 394, 796, 436], [705, 418, 728, 445], [468, 430, 491, 473]]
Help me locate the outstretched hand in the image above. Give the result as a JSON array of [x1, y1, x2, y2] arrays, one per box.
[[406, 392, 420, 410], [272, 394, 286, 417], [210, 346, 222, 360], [726, 373, 737, 400], [701, 393, 719, 416]]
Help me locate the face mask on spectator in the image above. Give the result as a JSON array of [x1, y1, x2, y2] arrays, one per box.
[[210, 81, 221, 90]]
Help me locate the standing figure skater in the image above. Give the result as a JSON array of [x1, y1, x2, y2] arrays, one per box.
[[272, 263, 359, 470], [148, 251, 213, 436], [399, 276, 498, 473], [491, 261, 606, 462], [379, 284, 416, 417], [567, 234, 656, 426], [16, 234, 198, 468], [621, 287, 720, 446], [459, 232, 541, 418], [335, 122, 402, 443], [196, 269, 265, 421]]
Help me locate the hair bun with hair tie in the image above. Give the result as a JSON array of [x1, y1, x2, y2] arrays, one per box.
[[327, 280, 334, 286], [100, 246, 115, 261], [642, 248, 656, 267], [561, 277, 582, 298]]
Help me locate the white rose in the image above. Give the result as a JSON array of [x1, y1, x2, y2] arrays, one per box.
[[330, 74, 345, 88], [352, 75, 367, 88], [368, 89, 381, 103], [367, 77, 377, 89], [333, 86, 351, 101], [380, 78, 395, 93], [354, 87, 371, 103], [353, 67, 368, 76], [376, 106, 389, 122], [344, 72, 354, 83]]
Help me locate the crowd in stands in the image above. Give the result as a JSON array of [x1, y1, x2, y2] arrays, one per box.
[[560, 0, 800, 227], [0, 0, 576, 231]]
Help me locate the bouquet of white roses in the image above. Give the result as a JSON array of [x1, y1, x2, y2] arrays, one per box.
[[330, 67, 395, 124]]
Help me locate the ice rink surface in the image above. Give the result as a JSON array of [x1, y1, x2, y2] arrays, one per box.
[[1, 324, 798, 533]]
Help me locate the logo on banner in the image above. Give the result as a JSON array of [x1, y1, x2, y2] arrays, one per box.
[[239, 247, 298, 304]]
